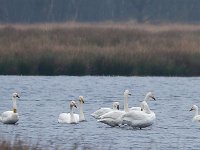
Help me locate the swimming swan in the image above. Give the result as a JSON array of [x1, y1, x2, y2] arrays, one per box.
[[58, 101, 79, 124], [97, 90, 131, 127], [190, 105, 200, 122], [74, 96, 85, 122], [0, 93, 20, 124], [122, 101, 156, 129], [91, 101, 120, 119], [130, 92, 156, 111]]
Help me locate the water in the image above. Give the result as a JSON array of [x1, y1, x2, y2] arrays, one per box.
[[0, 76, 200, 150]]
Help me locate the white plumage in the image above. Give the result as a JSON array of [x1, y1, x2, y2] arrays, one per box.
[[122, 101, 156, 129], [0, 93, 20, 124], [97, 90, 131, 127], [91, 102, 119, 119], [74, 96, 85, 122], [190, 105, 200, 122], [58, 101, 79, 124]]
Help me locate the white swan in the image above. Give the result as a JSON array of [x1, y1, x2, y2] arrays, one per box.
[[0, 93, 20, 124], [130, 92, 156, 111], [97, 90, 131, 127], [74, 96, 85, 122], [58, 100, 79, 124], [190, 105, 200, 122], [121, 101, 156, 129], [91, 101, 120, 119]]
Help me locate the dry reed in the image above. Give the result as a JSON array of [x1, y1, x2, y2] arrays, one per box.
[[0, 22, 199, 76]]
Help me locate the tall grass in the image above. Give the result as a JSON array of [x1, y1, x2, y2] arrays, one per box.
[[0, 22, 200, 76]]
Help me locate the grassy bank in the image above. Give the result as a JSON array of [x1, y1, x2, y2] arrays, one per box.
[[0, 22, 200, 76]]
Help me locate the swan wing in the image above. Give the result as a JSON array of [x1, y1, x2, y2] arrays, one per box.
[[73, 114, 80, 123], [193, 115, 200, 122], [122, 110, 155, 128], [122, 110, 147, 120], [91, 108, 112, 119], [1, 111, 19, 124], [100, 110, 125, 120], [98, 110, 125, 127], [58, 113, 70, 123], [98, 118, 119, 127], [58, 113, 79, 124], [130, 107, 142, 111]]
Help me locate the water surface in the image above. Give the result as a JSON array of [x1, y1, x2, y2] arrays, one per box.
[[0, 76, 200, 149]]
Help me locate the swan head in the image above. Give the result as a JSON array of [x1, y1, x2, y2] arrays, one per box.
[[70, 101, 77, 108], [124, 90, 131, 96], [79, 96, 84, 103], [146, 92, 156, 100], [12, 92, 20, 99], [190, 105, 198, 111], [112, 102, 120, 110]]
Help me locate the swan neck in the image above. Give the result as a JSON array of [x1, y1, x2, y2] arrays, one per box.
[[79, 102, 83, 113], [141, 101, 151, 114], [79, 102, 85, 120], [70, 106, 75, 122], [12, 97, 17, 113], [144, 106, 151, 114], [144, 95, 149, 102], [195, 108, 199, 116], [70, 106, 73, 115], [124, 94, 128, 112]]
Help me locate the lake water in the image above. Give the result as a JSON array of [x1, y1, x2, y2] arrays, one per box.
[[0, 76, 200, 150]]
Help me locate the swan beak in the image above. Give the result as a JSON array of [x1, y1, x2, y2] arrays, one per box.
[[189, 108, 193, 111], [151, 96, 156, 100], [74, 104, 77, 108], [141, 108, 143, 111], [128, 93, 131, 96], [117, 105, 119, 110], [16, 95, 20, 98]]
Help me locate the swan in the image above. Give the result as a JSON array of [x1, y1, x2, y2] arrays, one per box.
[[0, 93, 20, 124], [97, 90, 131, 127], [121, 101, 156, 129], [190, 105, 200, 122], [91, 101, 120, 119], [130, 92, 156, 111], [74, 96, 85, 122], [58, 100, 79, 124]]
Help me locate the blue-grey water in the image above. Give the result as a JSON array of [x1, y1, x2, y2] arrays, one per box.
[[0, 76, 200, 150]]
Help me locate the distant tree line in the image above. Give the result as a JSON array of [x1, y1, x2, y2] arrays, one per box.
[[1, 0, 200, 23]]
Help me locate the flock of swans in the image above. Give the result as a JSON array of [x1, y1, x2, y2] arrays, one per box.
[[93, 90, 156, 128], [0, 91, 200, 129]]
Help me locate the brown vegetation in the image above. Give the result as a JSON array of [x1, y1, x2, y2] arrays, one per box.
[[0, 22, 199, 76], [0, 138, 41, 150]]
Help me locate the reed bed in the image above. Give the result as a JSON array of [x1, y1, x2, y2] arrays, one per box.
[[0, 22, 199, 76]]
